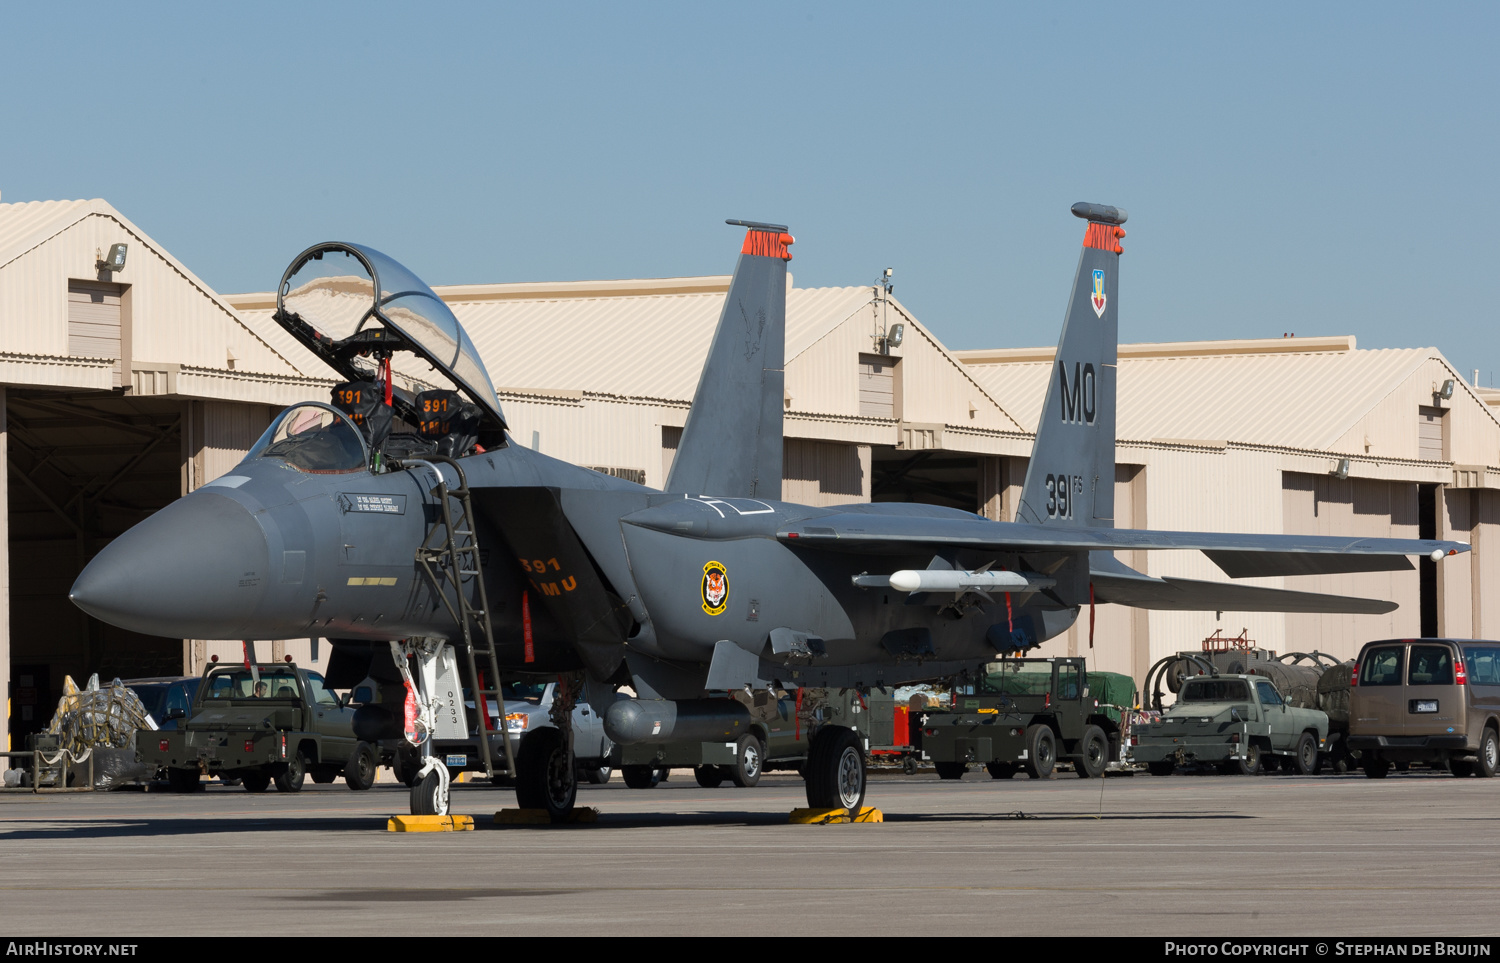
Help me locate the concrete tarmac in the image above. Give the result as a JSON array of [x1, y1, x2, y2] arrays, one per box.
[[0, 768, 1493, 937]]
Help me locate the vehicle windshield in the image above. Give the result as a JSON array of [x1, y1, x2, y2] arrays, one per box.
[[204, 667, 302, 700], [501, 682, 548, 704], [248, 403, 368, 473], [1179, 679, 1251, 703], [278, 243, 505, 429], [980, 661, 1054, 696]]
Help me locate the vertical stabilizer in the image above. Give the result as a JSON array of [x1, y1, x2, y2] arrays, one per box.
[[666, 220, 793, 498], [1016, 202, 1126, 527]]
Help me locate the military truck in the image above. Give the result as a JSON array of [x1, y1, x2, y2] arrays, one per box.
[[616, 686, 892, 789], [918, 658, 1134, 779], [138, 660, 384, 793], [1128, 673, 1329, 775]]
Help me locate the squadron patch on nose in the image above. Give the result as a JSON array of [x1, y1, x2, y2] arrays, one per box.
[[701, 560, 729, 616]]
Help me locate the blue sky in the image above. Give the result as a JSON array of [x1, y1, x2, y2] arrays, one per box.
[[3, 3, 1496, 377]]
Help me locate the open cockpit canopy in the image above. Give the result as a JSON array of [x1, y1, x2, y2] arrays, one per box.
[[273, 242, 506, 447]]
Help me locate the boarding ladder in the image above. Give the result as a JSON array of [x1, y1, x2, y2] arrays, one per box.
[[409, 454, 516, 780]]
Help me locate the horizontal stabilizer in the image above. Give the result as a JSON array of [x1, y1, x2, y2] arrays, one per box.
[[1205, 550, 1413, 579], [1092, 572, 1397, 615]]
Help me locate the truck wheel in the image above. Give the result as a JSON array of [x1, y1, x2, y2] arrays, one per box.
[[582, 765, 611, 785], [410, 769, 448, 816], [621, 765, 661, 789], [274, 753, 307, 793], [985, 762, 1018, 779], [344, 742, 378, 791], [1076, 726, 1108, 779], [241, 770, 271, 793], [1476, 729, 1499, 778], [1023, 725, 1055, 779], [694, 765, 725, 788], [1292, 732, 1318, 775], [1449, 758, 1474, 777], [1147, 760, 1175, 777], [394, 748, 423, 788], [935, 761, 966, 780], [515, 727, 576, 820], [1222, 743, 1261, 776], [1361, 757, 1390, 779], [803, 725, 866, 811], [728, 734, 764, 788], [166, 768, 200, 793]]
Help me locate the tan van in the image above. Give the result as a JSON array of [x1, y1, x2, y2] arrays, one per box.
[[1348, 639, 1500, 778]]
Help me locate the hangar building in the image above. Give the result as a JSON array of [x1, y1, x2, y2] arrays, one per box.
[[3, 195, 1496, 748]]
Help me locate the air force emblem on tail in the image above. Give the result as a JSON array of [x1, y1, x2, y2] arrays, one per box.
[[1091, 269, 1106, 318]]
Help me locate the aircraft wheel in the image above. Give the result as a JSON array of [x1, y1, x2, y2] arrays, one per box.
[[693, 765, 725, 788], [410, 769, 449, 816], [621, 765, 661, 789], [804, 725, 866, 811], [935, 762, 966, 780], [1023, 725, 1055, 779], [582, 764, 611, 785], [728, 734, 763, 788], [274, 753, 307, 793], [515, 728, 576, 820], [985, 762, 1018, 779], [241, 770, 271, 793], [343, 742, 378, 791], [1076, 726, 1108, 778], [166, 767, 200, 793]]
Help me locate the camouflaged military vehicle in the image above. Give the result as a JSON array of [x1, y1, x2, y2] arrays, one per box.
[[138, 661, 384, 793], [918, 658, 1135, 779], [1129, 673, 1329, 775]]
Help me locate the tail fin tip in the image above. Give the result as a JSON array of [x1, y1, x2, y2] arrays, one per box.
[[1070, 202, 1127, 225]]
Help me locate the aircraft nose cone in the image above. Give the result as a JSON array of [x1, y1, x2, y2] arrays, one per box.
[[71, 491, 270, 639]]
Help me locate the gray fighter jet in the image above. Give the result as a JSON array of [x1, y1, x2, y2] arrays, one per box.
[[71, 207, 1468, 819]]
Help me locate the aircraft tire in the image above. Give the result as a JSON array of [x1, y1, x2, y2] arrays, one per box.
[[344, 741, 378, 791], [803, 726, 866, 811], [410, 769, 448, 816], [515, 727, 576, 820], [693, 765, 724, 788], [582, 764, 611, 785], [1076, 726, 1108, 779]]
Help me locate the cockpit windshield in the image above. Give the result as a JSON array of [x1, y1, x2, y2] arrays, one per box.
[[276, 243, 505, 431], [249, 403, 369, 473]]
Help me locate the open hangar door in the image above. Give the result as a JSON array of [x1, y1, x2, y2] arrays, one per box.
[[5, 389, 186, 741], [872, 443, 1022, 519]]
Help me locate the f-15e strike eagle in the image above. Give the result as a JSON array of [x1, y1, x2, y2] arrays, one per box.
[[71, 205, 1467, 818]]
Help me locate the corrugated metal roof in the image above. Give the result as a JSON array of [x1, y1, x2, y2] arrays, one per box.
[[0, 199, 96, 271], [965, 343, 1445, 450]]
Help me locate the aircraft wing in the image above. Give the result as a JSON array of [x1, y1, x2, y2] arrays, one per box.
[[1088, 554, 1395, 614], [778, 512, 1468, 577]]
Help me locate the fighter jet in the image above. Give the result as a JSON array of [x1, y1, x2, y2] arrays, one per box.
[[71, 207, 1468, 819]]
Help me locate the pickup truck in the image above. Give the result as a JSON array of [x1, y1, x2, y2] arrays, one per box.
[[138, 661, 384, 792], [1128, 674, 1329, 775]]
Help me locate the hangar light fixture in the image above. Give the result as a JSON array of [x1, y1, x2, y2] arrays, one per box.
[[887, 323, 905, 348], [1440, 379, 1456, 400], [1332, 458, 1351, 480], [97, 243, 128, 273]]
